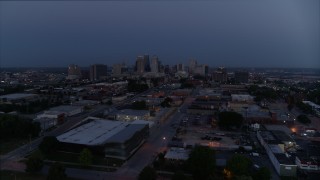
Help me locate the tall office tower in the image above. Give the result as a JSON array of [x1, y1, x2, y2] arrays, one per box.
[[81, 70, 90, 80], [189, 59, 198, 74], [172, 65, 178, 73], [213, 67, 227, 82], [136, 56, 145, 74], [159, 64, 164, 73], [136, 55, 150, 74], [90, 64, 108, 81], [235, 71, 249, 83], [144, 55, 150, 72], [151, 56, 159, 73], [177, 63, 184, 72], [112, 63, 127, 75], [164, 65, 170, 74], [67, 64, 82, 80], [194, 64, 209, 77]]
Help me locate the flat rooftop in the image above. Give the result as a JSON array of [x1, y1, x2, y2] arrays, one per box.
[[164, 148, 190, 160], [0, 93, 37, 100], [274, 153, 296, 165], [117, 109, 149, 116], [264, 125, 291, 135], [49, 105, 82, 112], [272, 130, 294, 142], [57, 118, 148, 146]]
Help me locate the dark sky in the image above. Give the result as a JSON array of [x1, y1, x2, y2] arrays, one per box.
[[0, 0, 319, 68]]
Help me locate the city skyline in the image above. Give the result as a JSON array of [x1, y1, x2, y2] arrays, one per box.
[[1, 1, 319, 68]]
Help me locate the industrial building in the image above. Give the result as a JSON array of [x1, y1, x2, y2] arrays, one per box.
[[257, 129, 297, 177], [47, 105, 83, 117], [0, 93, 39, 104], [57, 118, 149, 160]]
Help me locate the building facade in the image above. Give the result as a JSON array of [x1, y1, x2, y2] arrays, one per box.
[[235, 71, 249, 83], [67, 64, 82, 80], [90, 64, 108, 81]]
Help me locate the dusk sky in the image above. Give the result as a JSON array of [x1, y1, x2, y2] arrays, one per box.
[[0, 0, 319, 68]]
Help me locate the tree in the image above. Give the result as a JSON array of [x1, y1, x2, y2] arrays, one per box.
[[187, 146, 216, 180], [235, 175, 253, 180], [128, 80, 149, 92], [226, 154, 252, 177], [218, 112, 244, 130], [297, 114, 311, 124], [78, 148, 93, 167], [296, 101, 313, 114], [25, 151, 44, 173], [106, 100, 113, 105], [161, 97, 173, 108], [172, 171, 192, 180], [132, 100, 147, 110], [39, 136, 59, 156], [139, 166, 157, 180], [252, 167, 271, 180], [47, 162, 67, 180], [0, 114, 41, 139]]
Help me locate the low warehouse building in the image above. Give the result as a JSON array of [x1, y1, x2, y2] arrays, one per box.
[[47, 105, 83, 117], [57, 118, 149, 160]]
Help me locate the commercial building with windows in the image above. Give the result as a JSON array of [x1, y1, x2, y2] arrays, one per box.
[[115, 109, 150, 121], [90, 64, 108, 81], [57, 118, 149, 160]]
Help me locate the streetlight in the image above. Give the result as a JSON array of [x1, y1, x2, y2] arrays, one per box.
[[162, 137, 166, 151]]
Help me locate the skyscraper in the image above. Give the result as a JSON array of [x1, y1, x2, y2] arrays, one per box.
[[235, 71, 249, 83], [144, 55, 150, 72], [90, 64, 108, 81], [150, 56, 159, 73], [135, 55, 150, 74], [67, 64, 81, 80], [194, 64, 209, 77], [177, 63, 184, 72], [213, 67, 227, 82], [189, 59, 198, 74], [112, 63, 127, 76]]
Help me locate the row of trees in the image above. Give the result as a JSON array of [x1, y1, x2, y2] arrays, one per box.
[[0, 85, 29, 95], [0, 99, 62, 114], [225, 154, 271, 180], [132, 100, 148, 110], [0, 114, 41, 139], [26, 136, 92, 179], [127, 80, 149, 92], [297, 114, 311, 124], [218, 111, 244, 130], [25, 150, 67, 180], [248, 85, 279, 102], [161, 97, 173, 108]]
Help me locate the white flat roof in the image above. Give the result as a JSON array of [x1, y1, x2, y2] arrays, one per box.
[[57, 119, 126, 145], [57, 119, 147, 146]]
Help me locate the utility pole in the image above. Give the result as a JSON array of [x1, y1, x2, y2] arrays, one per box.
[[29, 134, 32, 152]]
